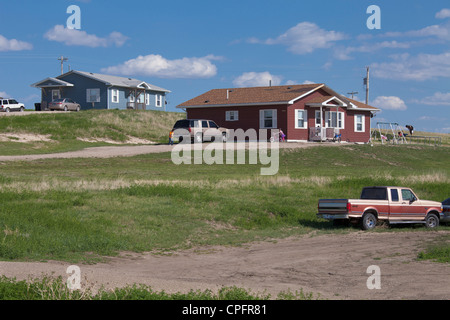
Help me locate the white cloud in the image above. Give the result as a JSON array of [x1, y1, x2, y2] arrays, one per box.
[[252, 22, 347, 54], [44, 25, 128, 47], [436, 8, 450, 19], [372, 96, 407, 111], [334, 41, 411, 60], [383, 20, 450, 42], [0, 35, 32, 52], [372, 52, 450, 81], [102, 54, 221, 79], [0, 91, 11, 98], [233, 72, 282, 87], [412, 92, 450, 106]]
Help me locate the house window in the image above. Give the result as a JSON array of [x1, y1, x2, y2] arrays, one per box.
[[129, 93, 135, 102], [112, 89, 119, 103], [295, 109, 308, 129], [260, 109, 277, 129], [52, 90, 60, 101], [354, 114, 365, 132], [87, 88, 100, 103], [325, 111, 344, 129], [226, 111, 239, 121], [145, 93, 150, 106], [156, 95, 162, 107]]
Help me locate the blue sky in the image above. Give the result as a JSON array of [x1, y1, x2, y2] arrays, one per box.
[[0, 0, 449, 133]]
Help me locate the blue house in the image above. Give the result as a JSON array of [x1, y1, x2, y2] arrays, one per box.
[[31, 70, 171, 111]]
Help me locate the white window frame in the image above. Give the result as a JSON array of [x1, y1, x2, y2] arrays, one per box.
[[295, 109, 308, 129], [145, 93, 150, 106], [259, 109, 277, 129], [354, 114, 365, 132], [225, 110, 239, 121], [325, 111, 345, 129], [86, 88, 100, 103], [52, 89, 60, 101], [112, 89, 119, 103], [156, 94, 162, 107], [129, 93, 135, 103]]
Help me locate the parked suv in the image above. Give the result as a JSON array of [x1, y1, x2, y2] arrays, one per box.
[[0, 98, 25, 112], [172, 119, 228, 143]]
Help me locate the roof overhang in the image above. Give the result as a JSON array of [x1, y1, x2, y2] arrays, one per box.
[[306, 96, 348, 108], [31, 77, 74, 88]]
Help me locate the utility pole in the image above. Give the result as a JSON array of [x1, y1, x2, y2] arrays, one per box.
[[364, 66, 370, 105], [347, 91, 358, 99], [58, 56, 68, 75]]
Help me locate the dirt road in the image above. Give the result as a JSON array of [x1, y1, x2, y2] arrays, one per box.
[[0, 141, 337, 162], [1, 231, 448, 300]]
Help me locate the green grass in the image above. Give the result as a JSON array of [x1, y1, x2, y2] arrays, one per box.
[[0, 275, 318, 300], [0, 109, 185, 155], [418, 234, 450, 263], [0, 144, 449, 263]]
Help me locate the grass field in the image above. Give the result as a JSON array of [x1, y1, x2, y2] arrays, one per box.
[[0, 142, 448, 263], [0, 110, 448, 299], [0, 110, 449, 264], [0, 110, 184, 155]]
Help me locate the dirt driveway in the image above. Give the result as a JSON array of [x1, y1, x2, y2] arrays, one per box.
[[0, 141, 337, 162], [1, 231, 448, 300]]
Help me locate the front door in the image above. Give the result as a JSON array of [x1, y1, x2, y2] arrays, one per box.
[[399, 189, 424, 221]]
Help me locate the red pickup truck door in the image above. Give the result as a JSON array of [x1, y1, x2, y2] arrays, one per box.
[[388, 188, 402, 221], [399, 189, 425, 221]]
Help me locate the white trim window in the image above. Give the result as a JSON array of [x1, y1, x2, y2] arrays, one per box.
[[354, 114, 365, 132], [145, 93, 150, 106], [87, 88, 100, 103], [52, 89, 60, 101], [129, 93, 135, 103], [225, 110, 239, 121], [156, 94, 162, 107], [259, 109, 277, 129], [295, 109, 308, 129], [325, 111, 344, 129], [112, 89, 119, 103]]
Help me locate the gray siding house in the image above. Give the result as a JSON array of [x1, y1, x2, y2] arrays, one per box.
[[31, 70, 171, 111]]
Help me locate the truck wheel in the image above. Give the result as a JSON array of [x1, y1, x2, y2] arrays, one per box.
[[425, 213, 439, 228], [361, 213, 377, 230]]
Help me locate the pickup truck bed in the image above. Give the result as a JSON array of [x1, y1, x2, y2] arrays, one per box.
[[317, 186, 442, 230]]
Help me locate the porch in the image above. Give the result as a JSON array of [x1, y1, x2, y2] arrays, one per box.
[[306, 95, 347, 142]]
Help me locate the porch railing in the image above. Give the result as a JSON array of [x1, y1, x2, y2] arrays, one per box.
[[309, 127, 338, 141]]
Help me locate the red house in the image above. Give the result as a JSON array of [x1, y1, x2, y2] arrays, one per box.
[[177, 83, 380, 143]]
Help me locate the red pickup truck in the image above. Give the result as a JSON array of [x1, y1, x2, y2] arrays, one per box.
[[317, 186, 443, 230]]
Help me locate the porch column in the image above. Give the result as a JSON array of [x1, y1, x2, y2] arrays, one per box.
[[320, 105, 323, 140]]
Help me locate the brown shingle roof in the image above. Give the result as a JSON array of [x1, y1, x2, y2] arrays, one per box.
[[177, 84, 323, 107], [347, 98, 380, 111]]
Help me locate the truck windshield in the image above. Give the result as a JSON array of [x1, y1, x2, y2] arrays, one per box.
[[361, 187, 387, 200]]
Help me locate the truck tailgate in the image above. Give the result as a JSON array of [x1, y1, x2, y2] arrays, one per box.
[[317, 199, 349, 219]]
